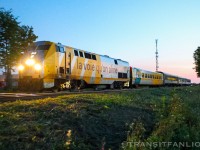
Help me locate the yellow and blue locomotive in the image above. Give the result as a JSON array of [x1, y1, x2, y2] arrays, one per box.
[[18, 41, 130, 91]]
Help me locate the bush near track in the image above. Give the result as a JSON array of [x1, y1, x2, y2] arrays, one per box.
[[0, 86, 199, 149]]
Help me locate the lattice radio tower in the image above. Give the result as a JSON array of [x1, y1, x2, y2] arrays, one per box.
[[155, 39, 159, 71]]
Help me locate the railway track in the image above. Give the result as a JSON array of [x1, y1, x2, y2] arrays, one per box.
[[0, 88, 138, 103]]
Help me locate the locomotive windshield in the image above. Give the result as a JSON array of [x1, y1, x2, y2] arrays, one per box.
[[28, 44, 51, 51]]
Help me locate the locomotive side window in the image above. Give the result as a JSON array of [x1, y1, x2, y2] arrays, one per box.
[[123, 73, 127, 78], [88, 54, 91, 59], [74, 50, 79, 56], [79, 51, 84, 57], [85, 52, 91, 59], [92, 55, 96, 60], [59, 67, 64, 74], [118, 72, 122, 78], [84, 53, 88, 58], [114, 60, 118, 65]]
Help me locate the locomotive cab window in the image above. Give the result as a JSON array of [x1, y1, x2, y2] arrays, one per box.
[[59, 47, 65, 53], [36, 45, 51, 50], [74, 50, 79, 56], [56, 46, 65, 53]]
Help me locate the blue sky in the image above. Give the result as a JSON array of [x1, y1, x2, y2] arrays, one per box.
[[1, 0, 200, 82]]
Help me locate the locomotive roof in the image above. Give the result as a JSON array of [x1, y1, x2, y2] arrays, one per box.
[[34, 41, 128, 63]]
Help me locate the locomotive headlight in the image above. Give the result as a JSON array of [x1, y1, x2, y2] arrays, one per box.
[[25, 59, 35, 66], [18, 65, 24, 71], [34, 64, 41, 70]]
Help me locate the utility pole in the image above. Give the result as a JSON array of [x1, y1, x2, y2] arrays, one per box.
[[155, 39, 159, 71]]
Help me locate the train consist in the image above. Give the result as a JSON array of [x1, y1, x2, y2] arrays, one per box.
[[18, 41, 191, 91]]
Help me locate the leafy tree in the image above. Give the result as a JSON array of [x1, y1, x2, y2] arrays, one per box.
[[193, 47, 200, 77], [0, 8, 37, 89]]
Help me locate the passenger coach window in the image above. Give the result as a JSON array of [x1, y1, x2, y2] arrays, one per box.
[[74, 50, 79, 56], [142, 73, 144, 78], [79, 51, 84, 57]]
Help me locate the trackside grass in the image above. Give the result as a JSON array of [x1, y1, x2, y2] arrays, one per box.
[[0, 86, 200, 149]]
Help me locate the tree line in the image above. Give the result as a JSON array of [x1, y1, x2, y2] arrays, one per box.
[[0, 8, 37, 89], [194, 47, 200, 78]]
